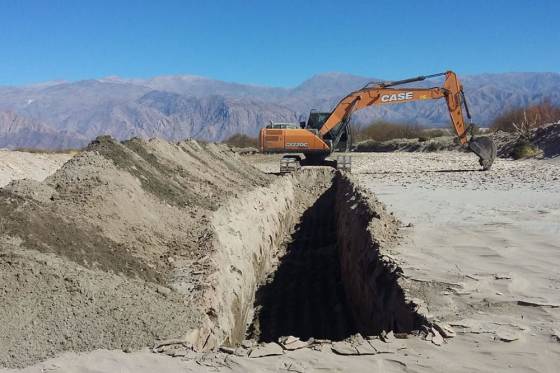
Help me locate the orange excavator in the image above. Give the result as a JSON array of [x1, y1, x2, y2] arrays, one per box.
[[258, 71, 496, 172]]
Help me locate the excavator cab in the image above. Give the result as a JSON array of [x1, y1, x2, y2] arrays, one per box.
[[305, 111, 352, 152], [306, 111, 330, 131]]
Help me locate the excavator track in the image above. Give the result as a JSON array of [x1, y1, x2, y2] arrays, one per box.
[[279, 154, 352, 174], [335, 155, 352, 172], [279, 155, 301, 174]]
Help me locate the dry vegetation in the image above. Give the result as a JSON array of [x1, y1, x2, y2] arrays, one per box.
[[490, 101, 560, 159], [353, 101, 560, 145], [352, 121, 448, 142], [223, 133, 258, 148], [12, 147, 82, 154], [490, 100, 560, 133]]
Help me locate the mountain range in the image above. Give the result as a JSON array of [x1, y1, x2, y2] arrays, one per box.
[[1, 72, 559, 149]]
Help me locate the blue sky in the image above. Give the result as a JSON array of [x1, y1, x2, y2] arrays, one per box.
[[1, 0, 559, 87]]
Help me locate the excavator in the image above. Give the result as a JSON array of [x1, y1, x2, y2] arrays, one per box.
[[258, 71, 496, 172]]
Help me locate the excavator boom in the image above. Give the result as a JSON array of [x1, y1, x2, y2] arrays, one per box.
[[319, 72, 467, 143]]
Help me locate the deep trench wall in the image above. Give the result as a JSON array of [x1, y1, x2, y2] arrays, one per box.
[[335, 173, 422, 334], [198, 169, 334, 348]]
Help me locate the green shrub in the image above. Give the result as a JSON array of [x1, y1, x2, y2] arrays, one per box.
[[512, 142, 539, 159]]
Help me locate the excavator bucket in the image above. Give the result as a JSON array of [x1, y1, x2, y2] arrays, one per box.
[[468, 136, 497, 171]]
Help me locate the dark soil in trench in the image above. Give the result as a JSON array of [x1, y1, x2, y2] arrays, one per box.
[[249, 186, 358, 342]]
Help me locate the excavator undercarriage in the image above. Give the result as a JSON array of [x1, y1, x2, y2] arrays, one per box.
[[279, 154, 352, 174], [259, 71, 497, 172]]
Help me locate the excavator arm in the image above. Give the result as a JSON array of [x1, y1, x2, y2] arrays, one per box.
[[321, 72, 466, 141], [318, 71, 496, 169]]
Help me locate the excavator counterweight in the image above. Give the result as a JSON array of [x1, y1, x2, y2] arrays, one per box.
[[258, 71, 497, 172]]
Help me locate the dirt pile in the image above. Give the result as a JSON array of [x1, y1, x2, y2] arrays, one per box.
[[491, 130, 521, 157], [197, 169, 336, 349], [0, 136, 271, 368], [1, 137, 427, 368], [527, 122, 560, 158], [492, 122, 560, 159]]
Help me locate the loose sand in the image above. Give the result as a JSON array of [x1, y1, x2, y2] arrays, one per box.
[[1, 150, 559, 372], [3, 139, 404, 370], [0, 137, 274, 367], [0, 150, 72, 187], [351, 152, 560, 372]]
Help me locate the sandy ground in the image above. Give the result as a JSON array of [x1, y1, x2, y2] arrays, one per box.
[[0, 150, 72, 187], [2, 151, 559, 372], [352, 152, 560, 372]]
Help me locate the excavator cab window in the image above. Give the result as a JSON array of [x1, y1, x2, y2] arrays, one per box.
[[306, 111, 349, 147], [306, 112, 331, 131]]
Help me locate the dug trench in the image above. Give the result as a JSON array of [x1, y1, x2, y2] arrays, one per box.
[[0, 138, 427, 368], [202, 169, 428, 349]]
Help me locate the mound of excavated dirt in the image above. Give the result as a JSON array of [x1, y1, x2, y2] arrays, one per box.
[[0, 136, 272, 368], [1, 136, 426, 369], [492, 122, 560, 159], [531, 122, 560, 158]]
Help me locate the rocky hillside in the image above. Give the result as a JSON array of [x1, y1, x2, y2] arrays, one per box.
[[0, 72, 559, 149], [0, 111, 87, 149]]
